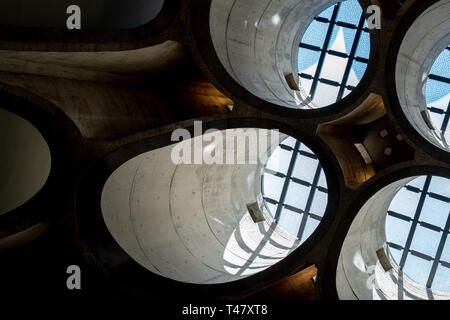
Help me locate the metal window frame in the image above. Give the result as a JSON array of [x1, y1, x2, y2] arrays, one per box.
[[261, 139, 328, 242], [386, 175, 450, 290], [426, 46, 450, 137], [298, 1, 369, 103]]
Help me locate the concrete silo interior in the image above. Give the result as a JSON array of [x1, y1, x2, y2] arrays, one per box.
[[0, 0, 449, 308]]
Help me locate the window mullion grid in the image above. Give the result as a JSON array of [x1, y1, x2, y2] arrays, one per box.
[[439, 100, 450, 135], [398, 175, 432, 269], [308, 3, 340, 100], [426, 209, 450, 288], [336, 12, 366, 101], [296, 162, 322, 241], [273, 141, 301, 223]]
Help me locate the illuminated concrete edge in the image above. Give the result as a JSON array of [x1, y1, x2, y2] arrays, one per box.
[[336, 176, 450, 300], [100, 129, 314, 284], [0, 108, 51, 216], [209, 0, 343, 109], [395, 0, 450, 151]]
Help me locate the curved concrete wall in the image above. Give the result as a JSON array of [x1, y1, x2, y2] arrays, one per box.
[[101, 129, 305, 284], [337, 176, 450, 300], [210, 0, 344, 109], [0, 108, 51, 215], [0, 0, 164, 29], [395, 0, 450, 151]]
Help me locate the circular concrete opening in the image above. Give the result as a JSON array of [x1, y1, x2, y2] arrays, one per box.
[[261, 136, 328, 240], [209, 0, 372, 109], [424, 47, 450, 145], [395, 0, 450, 152], [101, 129, 309, 284], [0, 108, 51, 216], [337, 174, 450, 300]]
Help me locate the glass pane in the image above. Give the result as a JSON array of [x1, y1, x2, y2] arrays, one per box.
[[318, 169, 327, 188], [403, 254, 433, 285], [428, 176, 450, 196], [388, 245, 403, 264], [298, 48, 320, 74], [421, 195, 449, 229], [281, 136, 297, 149], [351, 60, 368, 81], [265, 146, 293, 174], [310, 190, 328, 216], [410, 225, 441, 257], [356, 31, 370, 60], [441, 237, 450, 263], [292, 155, 317, 183], [336, 0, 362, 25], [385, 216, 412, 248], [278, 207, 302, 236], [388, 188, 421, 218], [262, 173, 285, 202], [432, 264, 450, 293], [301, 20, 328, 47], [407, 176, 426, 189], [301, 217, 320, 242], [265, 201, 278, 218], [284, 181, 310, 211], [318, 4, 335, 20]]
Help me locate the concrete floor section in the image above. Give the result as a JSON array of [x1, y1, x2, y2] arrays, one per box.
[[396, 0, 450, 152], [209, 0, 346, 109], [0, 108, 51, 215], [101, 129, 306, 284]]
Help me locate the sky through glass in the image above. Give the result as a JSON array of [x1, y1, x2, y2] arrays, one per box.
[[425, 46, 450, 146], [261, 137, 328, 241], [298, 0, 370, 108], [386, 175, 450, 293]]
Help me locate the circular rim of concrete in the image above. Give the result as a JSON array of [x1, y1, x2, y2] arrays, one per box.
[[0, 0, 179, 51], [321, 165, 450, 300], [385, 0, 450, 163], [189, 0, 381, 120], [75, 117, 342, 299], [0, 85, 82, 239]]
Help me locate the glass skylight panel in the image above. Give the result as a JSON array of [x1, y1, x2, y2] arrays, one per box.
[[298, 0, 370, 108], [278, 208, 303, 236], [261, 137, 328, 242], [434, 264, 450, 293], [385, 215, 412, 247], [386, 175, 450, 292], [403, 254, 433, 285]]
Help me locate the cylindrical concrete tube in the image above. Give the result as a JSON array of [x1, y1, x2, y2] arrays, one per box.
[[336, 175, 450, 300], [101, 129, 327, 284], [210, 0, 357, 109], [395, 0, 450, 152]]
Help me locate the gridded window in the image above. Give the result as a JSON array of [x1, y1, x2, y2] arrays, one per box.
[[262, 137, 328, 241], [298, 0, 370, 107], [425, 46, 450, 144], [386, 175, 450, 292]]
